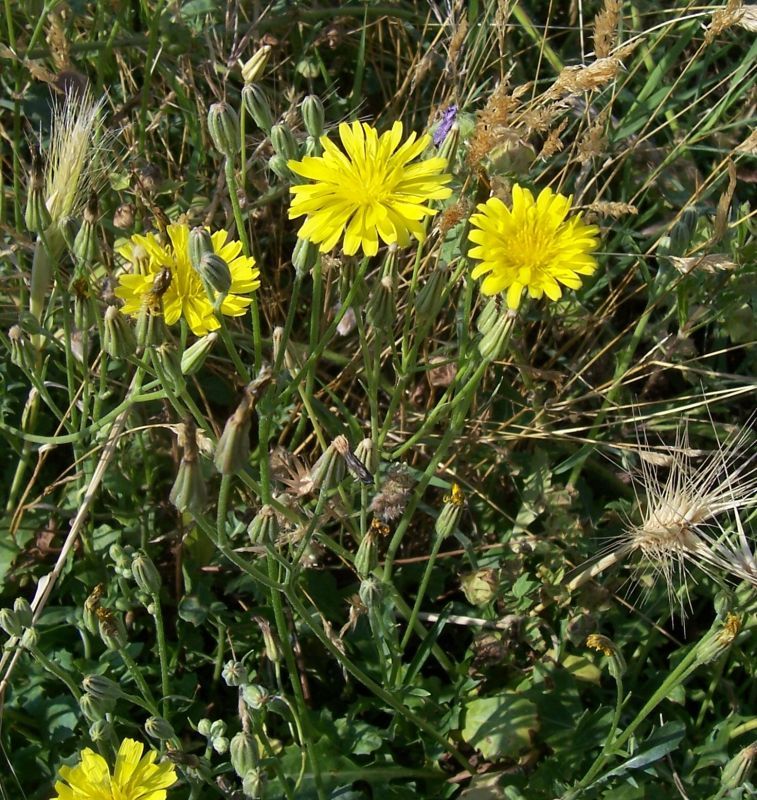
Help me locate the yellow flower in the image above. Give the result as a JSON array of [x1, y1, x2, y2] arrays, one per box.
[[288, 121, 452, 257], [468, 185, 599, 309], [115, 223, 260, 336], [53, 738, 177, 800]]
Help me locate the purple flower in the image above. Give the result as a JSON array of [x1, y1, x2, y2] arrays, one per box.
[[433, 105, 458, 147]]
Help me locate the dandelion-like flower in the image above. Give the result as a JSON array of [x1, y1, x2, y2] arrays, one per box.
[[52, 737, 177, 800], [288, 121, 453, 257], [115, 223, 260, 336], [468, 185, 599, 309]]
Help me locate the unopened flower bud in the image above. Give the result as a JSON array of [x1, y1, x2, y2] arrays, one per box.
[[721, 742, 756, 791], [415, 265, 448, 324], [208, 102, 240, 159], [0, 608, 22, 638], [271, 124, 298, 161], [103, 305, 137, 360], [478, 308, 516, 362], [460, 568, 499, 606], [475, 297, 500, 335], [253, 615, 281, 664], [242, 683, 270, 710], [8, 325, 35, 373], [438, 121, 460, 167], [268, 153, 292, 181], [181, 331, 218, 375], [24, 150, 52, 233], [231, 731, 260, 778], [73, 194, 99, 263], [197, 718, 212, 737], [354, 438, 379, 477], [301, 95, 325, 139], [132, 551, 162, 595], [199, 252, 232, 296], [145, 716, 176, 741], [212, 736, 229, 755], [20, 627, 39, 649], [89, 719, 113, 742], [189, 227, 215, 272], [13, 598, 33, 628], [222, 660, 249, 687], [247, 504, 278, 545], [79, 692, 113, 722], [354, 529, 378, 579], [82, 674, 124, 702], [210, 719, 227, 739], [241, 44, 272, 84], [59, 215, 78, 251], [242, 84, 274, 135], [215, 394, 254, 475], [292, 236, 318, 276], [358, 576, 383, 608], [242, 767, 265, 798]]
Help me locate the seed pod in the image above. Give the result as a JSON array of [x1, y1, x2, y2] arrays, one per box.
[[354, 529, 378, 579], [247, 504, 278, 546], [24, 149, 52, 233], [242, 84, 274, 135], [170, 420, 207, 513], [208, 102, 240, 159], [73, 194, 99, 263], [301, 95, 325, 139], [196, 718, 213, 737], [214, 392, 254, 475], [309, 440, 345, 492], [8, 325, 35, 373]]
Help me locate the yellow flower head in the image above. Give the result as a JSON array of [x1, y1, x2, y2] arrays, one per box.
[[115, 223, 260, 336], [288, 121, 453, 257], [53, 738, 177, 800], [468, 185, 600, 309]]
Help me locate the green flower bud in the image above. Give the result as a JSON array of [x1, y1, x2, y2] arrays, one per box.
[[478, 308, 516, 362], [198, 252, 232, 296], [247, 504, 278, 546], [20, 627, 39, 649], [222, 660, 249, 687], [8, 324, 35, 373], [82, 674, 124, 702], [242, 683, 270, 710], [301, 95, 325, 139], [103, 305, 137, 360], [354, 438, 379, 477], [271, 124, 298, 161], [154, 343, 185, 395], [73, 194, 99, 263], [132, 551, 162, 595], [309, 440, 345, 492], [170, 455, 207, 515], [415, 264, 448, 324], [212, 736, 229, 755], [354, 529, 378, 579], [231, 732, 260, 779], [25, 150, 52, 234], [268, 153, 292, 181], [242, 767, 265, 799], [189, 227, 214, 272], [242, 84, 275, 135], [253, 615, 281, 664], [181, 331, 218, 375], [721, 742, 756, 791], [476, 297, 500, 334], [197, 718, 213, 737], [460, 568, 499, 606], [13, 598, 33, 628], [89, 719, 113, 742], [0, 608, 22, 638], [145, 716, 176, 741], [438, 122, 460, 169], [210, 719, 227, 739], [79, 692, 113, 723], [208, 102, 240, 159], [291, 236, 318, 276]]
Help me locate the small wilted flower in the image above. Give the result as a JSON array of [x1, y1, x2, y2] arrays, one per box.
[[695, 612, 741, 665], [96, 607, 128, 650], [586, 633, 626, 679], [240, 44, 272, 83], [435, 482, 466, 538]]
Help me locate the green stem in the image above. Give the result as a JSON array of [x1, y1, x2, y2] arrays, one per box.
[[150, 595, 171, 719], [399, 530, 446, 651]]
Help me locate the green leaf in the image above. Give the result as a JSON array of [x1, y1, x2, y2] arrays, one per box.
[[462, 692, 539, 760]]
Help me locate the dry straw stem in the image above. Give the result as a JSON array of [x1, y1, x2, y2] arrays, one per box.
[[568, 416, 757, 615]]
